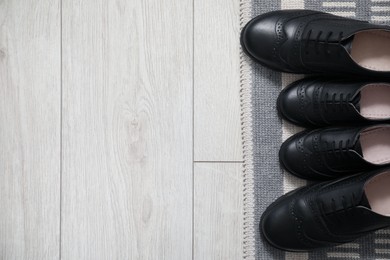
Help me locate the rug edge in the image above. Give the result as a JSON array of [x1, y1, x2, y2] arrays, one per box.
[[239, 1, 256, 259]]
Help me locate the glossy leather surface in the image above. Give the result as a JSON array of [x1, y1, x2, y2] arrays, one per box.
[[261, 168, 390, 251], [241, 10, 390, 76], [279, 126, 389, 180], [277, 78, 390, 127]]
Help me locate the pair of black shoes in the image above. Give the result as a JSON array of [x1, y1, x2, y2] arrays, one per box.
[[241, 10, 390, 252]]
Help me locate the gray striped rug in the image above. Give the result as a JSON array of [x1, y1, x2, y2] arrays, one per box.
[[239, 1, 390, 259]]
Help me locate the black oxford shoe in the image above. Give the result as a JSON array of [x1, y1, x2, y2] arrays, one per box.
[[241, 10, 390, 76], [280, 125, 390, 180], [277, 78, 390, 127], [261, 167, 390, 251]]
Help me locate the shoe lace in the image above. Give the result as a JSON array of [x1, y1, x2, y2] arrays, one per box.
[[305, 30, 344, 56], [320, 92, 352, 112], [319, 192, 358, 222], [324, 138, 354, 159]]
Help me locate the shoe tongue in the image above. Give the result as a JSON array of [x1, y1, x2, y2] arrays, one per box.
[[351, 92, 361, 112], [359, 192, 371, 209], [342, 35, 355, 54], [353, 137, 363, 156]]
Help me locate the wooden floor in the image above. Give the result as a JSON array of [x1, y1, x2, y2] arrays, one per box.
[[0, 0, 242, 259]]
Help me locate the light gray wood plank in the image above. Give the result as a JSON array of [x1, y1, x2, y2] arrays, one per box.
[[194, 163, 243, 260], [0, 0, 61, 259], [61, 0, 193, 259], [194, 0, 242, 161]]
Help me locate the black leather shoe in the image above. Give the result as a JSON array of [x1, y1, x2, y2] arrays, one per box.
[[241, 10, 390, 76], [261, 167, 390, 251], [277, 78, 390, 127], [280, 125, 390, 180]]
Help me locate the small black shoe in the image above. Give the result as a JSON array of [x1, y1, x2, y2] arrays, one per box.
[[261, 167, 390, 251], [277, 78, 390, 127], [279, 125, 390, 180], [241, 10, 390, 76]]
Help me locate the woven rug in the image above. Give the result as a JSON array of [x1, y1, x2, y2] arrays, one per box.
[[239, 1, 390, 259]]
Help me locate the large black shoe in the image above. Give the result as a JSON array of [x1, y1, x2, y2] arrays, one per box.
[[279, 125, 390, 180], [261, 167, 390, 251], [277, 78, 390, 127], [241, 10, 390, 76]]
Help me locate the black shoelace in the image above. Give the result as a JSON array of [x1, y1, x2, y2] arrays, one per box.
[[321, 193, 357, 212], [305, 30, 344, 55], [323, 139, 355, 159], [320, 92, 353, 112], [320, 193, 356, 224]]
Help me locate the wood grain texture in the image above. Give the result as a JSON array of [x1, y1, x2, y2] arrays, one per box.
[[61, 0, 193, 259], [194, 163, 243, 260], [0, 0, 61, 259], [194, 0, 242, 161]]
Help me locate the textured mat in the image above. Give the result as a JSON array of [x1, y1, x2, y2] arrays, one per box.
[[239, 1, 390, 259]]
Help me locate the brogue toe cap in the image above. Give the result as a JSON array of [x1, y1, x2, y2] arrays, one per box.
[[279, 134, 308, 178], [261, 198, 311, 251], [241, 12, 285, 71], [278, 82, 307, 125]]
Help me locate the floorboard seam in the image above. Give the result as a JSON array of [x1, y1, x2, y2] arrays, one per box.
[[192, 0, 195, 258], [59, 0, 63, 259], [194, 161, 244, 163]]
